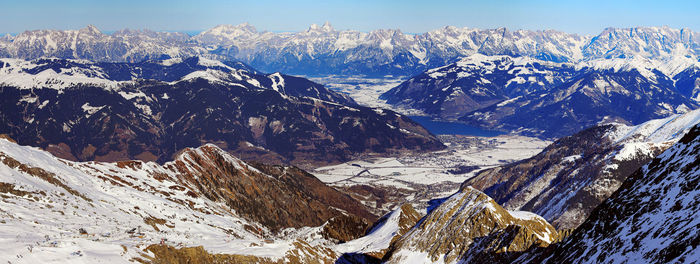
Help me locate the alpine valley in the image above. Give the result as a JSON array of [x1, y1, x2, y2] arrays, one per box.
[[0, 21, 699, 264]]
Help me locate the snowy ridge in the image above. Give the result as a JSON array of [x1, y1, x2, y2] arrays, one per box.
[[580, 56, 700, 79], [335, 207, 403, 254], [0, 138, 375, 263], [463, 109, 700, 231], [520, 123, 700, 263], [0, 58, 119, 89], [0, 57, 349, 106], [605, 108, 700, 161], [0, 57, 250, 89]]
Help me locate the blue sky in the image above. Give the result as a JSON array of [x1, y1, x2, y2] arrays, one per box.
[[1, 0, 698, 35]]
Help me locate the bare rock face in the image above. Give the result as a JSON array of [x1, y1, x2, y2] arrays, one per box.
[[383, 187, 558, 264], [153, 144, 377, 237], [519, 123, 700, 263]]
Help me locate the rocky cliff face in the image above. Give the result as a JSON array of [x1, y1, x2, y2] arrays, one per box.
[[463, 109, 700, 230], [383, 187, 558, 264], [519, 123, 700, 263]]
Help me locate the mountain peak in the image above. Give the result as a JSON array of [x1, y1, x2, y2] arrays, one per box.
[[322, 21, 333, 31], [0, 33, 12, 42], [384, 186, 558, 263], [194, 23, 259, 42], [235, 22, 257, 32], [79, 24, 102, 35], [307, 22, 335, 33]]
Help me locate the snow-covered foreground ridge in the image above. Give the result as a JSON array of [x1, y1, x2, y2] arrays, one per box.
[[519, 123, 700, 263], [464, 108, 700, 231], [0, 137, 380, 263], [377, 119, 700, 264]]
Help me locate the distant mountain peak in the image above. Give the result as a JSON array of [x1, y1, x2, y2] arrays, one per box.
[[307, 21, 335, 33], [205, 23, 258, 36], [79, 24, 102, 35]]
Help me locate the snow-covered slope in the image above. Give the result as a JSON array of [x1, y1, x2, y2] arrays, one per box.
[[520, 122, 700, 263], [380, 54, 578, 119], [464, 109, 700, 230], [0, 137, 376, 263], [334, 203, 421, 262]]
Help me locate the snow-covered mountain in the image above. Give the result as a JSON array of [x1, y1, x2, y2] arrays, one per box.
[[0, 25, 207, 63], [0, 57, 443, 167], [0, 137, 378, 263], [382, 54, 699, 137], [0, 24, 698, 76], [518, 122, 700, 263], [464, 109, 700, 230], [380, 54, 580, 119]]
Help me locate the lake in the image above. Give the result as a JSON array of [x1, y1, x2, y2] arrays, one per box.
[[408, 116, 504, 137]]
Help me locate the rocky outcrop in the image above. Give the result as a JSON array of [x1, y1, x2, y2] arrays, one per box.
[[383, 187, 558, 264]]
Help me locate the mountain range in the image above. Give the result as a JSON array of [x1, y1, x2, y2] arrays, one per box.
[[0, 56, 443, 167], [1, 22, 699, 264], [1, 24, 698, 76], [382, 54, 700, 137]]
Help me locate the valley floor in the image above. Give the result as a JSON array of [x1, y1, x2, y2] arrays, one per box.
[[307, 75, 425, 116], [310, 75, 550, 214], [313, 134, 550, 214]]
